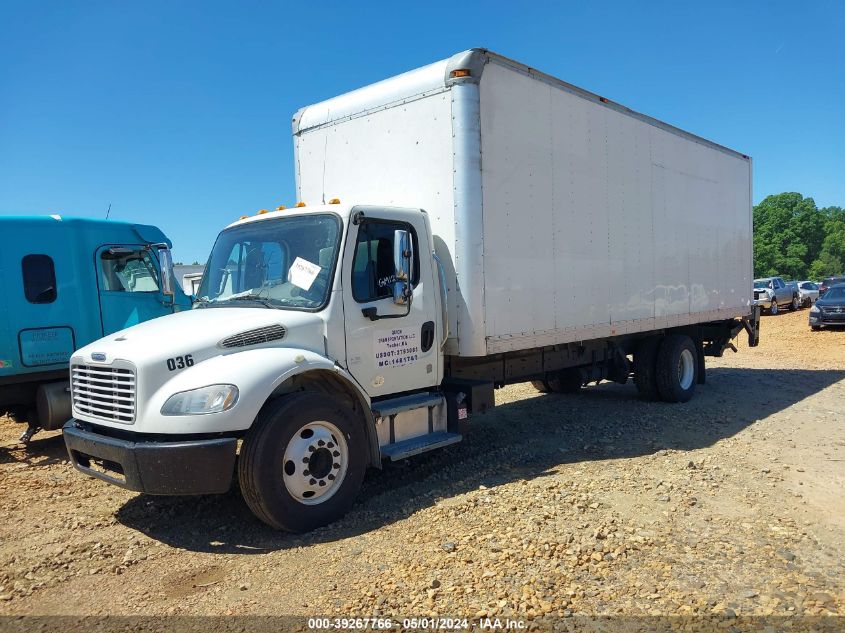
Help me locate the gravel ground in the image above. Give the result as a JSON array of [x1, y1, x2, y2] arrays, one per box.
[[0, 309, 843, 621]]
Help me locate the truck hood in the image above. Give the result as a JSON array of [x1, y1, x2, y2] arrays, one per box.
[[73, 307, 326, 364]]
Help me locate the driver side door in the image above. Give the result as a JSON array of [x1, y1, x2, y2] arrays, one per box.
[[96, 245, 173, 334], [341, 215, 438, 398]]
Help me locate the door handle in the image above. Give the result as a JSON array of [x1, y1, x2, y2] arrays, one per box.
[[421, 321, 435, 353]]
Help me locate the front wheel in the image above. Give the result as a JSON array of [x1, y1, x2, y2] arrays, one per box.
[[238, 392, 367, 532], [770, 299, 779, 315], [811, 325, 821, 331], [791, 296, 800, 311], [655, 334, 698, 403]]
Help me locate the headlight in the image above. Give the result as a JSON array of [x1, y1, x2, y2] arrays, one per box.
[[810, 304, 820, 314], [161, 384, 239, 416]]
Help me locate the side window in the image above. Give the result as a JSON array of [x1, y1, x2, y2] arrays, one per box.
[[351, 221, 419, 303], [101, 249, 160, 292], [22, 254, 57, 304]]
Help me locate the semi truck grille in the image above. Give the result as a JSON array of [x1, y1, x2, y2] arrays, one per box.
[[220, 324, 286, 348], [71, 364, 136, 424]]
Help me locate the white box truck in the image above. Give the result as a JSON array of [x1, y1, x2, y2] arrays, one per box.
[[64, 49, 760, 532]]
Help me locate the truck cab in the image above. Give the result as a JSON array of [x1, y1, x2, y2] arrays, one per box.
[[0, 216, 191, 439], [64, 203, 456, 531]]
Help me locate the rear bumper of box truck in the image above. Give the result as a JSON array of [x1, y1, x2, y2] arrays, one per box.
[[63, 420, 237, 495]]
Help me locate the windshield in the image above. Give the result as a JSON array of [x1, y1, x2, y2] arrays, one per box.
[[197, 214, 341, 310], [822, 287, 845, 301], [754, 280, 772, 289]]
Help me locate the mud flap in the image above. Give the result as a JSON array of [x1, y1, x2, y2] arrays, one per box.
[[742, 305, 761, 348]]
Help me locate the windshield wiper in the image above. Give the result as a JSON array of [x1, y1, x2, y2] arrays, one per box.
[[218, 294, 282, 309]]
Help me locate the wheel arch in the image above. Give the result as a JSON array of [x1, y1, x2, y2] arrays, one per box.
[[269, 368, 381, 469]]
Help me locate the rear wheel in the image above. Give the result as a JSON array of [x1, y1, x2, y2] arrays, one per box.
[[811, 325, 821, 331], [655, 334, 698, 403], [238, 392, 366, 532], [634, 337, 661, 401]]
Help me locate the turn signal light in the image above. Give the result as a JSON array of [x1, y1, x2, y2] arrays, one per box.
[[329, 198, 341, 204], [295, 201, 306, 207], [450, 69, 471, 78]]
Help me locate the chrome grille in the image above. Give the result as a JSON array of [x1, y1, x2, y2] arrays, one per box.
[[220, 325, 286, 348], [71, 364, 136, 424]]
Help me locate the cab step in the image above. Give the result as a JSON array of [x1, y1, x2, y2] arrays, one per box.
[[371, 392, 443, 418], [380, 431, 462, 461]]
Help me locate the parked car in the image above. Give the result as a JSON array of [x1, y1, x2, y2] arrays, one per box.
[[754, 277, 799, 314], [797, 281, 820, 307], [819, 276, 845, 296], [809, 283, 845, 330]]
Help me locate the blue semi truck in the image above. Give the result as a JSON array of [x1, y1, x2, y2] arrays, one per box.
[[0, 216, 192, 441]]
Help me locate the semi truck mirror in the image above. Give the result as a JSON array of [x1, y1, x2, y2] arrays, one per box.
[[157, 246, 175, 299], [393, 230, 413, 306]]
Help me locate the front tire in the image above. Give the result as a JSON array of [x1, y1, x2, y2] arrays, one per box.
[[791, 296, 800, 311], [655, 334, 698, 403], [238, 392, 367, 532], [770, 299, 779, 315]]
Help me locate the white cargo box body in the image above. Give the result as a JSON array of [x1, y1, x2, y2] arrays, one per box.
[[294, 49, 753, 357]]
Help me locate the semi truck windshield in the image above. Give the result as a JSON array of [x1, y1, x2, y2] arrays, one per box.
[[197, 214, 341, 311]]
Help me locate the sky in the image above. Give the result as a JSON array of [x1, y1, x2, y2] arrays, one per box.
[[1, 1, 844, 264]]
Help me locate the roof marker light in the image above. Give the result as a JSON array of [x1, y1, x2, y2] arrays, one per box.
[[276, 205, 286, 211], [257, 209, 269, 215], [295, 201, 306, 207], [328, 198, 341, 204], [450, 69, 471, 78], [239, 215, 248, 220]]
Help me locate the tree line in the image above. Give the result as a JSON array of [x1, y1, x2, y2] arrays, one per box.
[[753, 192, 845, 280]]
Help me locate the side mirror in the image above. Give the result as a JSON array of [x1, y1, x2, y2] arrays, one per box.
[[392, 229, 413, 306], [157, 246, 175, 299]]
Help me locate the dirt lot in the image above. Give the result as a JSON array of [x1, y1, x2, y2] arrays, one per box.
[[1, 309, 843, 620]]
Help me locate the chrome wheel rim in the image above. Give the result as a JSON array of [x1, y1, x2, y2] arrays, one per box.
[[678, 349, 695, 391], [282, 421, 348, 505]]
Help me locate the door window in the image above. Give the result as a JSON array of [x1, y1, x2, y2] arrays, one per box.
[[351, 221, 419, 303], [101, 248, 160, 292], [22, 254, 57, 304]]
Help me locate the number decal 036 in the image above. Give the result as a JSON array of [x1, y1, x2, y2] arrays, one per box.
[[166, 355, 194, 371]]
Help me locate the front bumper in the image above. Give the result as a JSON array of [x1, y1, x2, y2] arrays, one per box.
[[753, 297, 773, 309], [63, 420, 237, 495], [810, 313, 845, 327]]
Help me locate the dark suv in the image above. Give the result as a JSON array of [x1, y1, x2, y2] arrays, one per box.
[[819, 276, 845, 295]]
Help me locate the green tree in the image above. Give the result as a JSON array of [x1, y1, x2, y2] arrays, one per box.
[[753, 193, 844, 279]]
